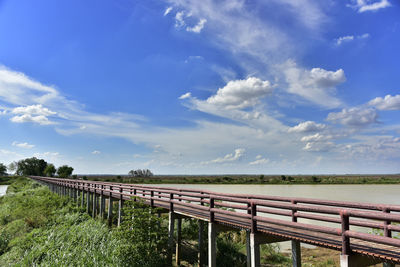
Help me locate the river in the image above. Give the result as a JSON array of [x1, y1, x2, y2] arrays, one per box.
[[0, 185, 8, 197]]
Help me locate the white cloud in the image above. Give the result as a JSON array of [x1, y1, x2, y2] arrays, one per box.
[[348, 0, 391, 13], [12, 104, 56, 116], [369, 94, 400, 110], [327, 107, 378, 126], [174, 11, 186, 27], [186, 18, 207, 33], [179, 92, 192, 99], [335, 33, 370, 46], [336, 35, 354, 46], [301, 133, 332, 142], [12, 141, 35, 149], [10, 114, 55, 125], [202, 148, 245, 164], [303, 141, 335, 152], [282, 60, 346, 108], [92, 150, 101, 155], [249, 156, 269, 165], [0, 65, 59, 106], [205, 77, 273, 109], [288, 121, 326, 133], [164, 6, 173, 16], [33, 151, 60, 158]]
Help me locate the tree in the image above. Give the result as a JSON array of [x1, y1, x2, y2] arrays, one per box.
[[7, 161, 17, 175], [16, 157, 48, 176], [128, 169, 153, 178], [0, 163, 7, 176], [57, 165, 74, 178], [44, 164, 56, 177]]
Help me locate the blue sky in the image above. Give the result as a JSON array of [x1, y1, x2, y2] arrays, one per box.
[[0, 0, 399, 174]]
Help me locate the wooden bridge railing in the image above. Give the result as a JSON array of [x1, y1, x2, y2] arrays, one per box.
[[31, 176, 400, 266]]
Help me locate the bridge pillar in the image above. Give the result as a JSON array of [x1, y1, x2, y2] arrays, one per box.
[[81, 189, 85, 207], [86, 190, 90, 214], [246, 231, 251, 267], [107, 198, 113, 226], [250, 233, 260, 267], [198, 220, 205, 267], [100, 185, 105, 218], [208, 222, 217, 267], [92, 192, 97, 217], [176, 217, 182, 266], [117, 187, 123, 227], [291, 240, 301, 267], [167, 212, 175, 264]]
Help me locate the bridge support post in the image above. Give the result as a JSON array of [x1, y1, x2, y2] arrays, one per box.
[[92, 192, 97, 217], [81, 189, 85, 207], [176, 218, 182, 266], [291, 240, 301, 267], [100, 185, 104, 218], [107, 198, 113, 226], [86, 190, 90, 214], [167, 212, 175, 264], [250, 233, 260, 267], [208, 222, 217, 267], [246, 231, 251, 267], [198, 220, 205, 267], [118, 187, 123, 227]]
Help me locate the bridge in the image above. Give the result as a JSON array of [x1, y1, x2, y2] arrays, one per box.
[[31, 176, 400, 267]]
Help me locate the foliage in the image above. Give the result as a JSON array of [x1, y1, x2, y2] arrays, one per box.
[[44, 163, 57, 177], [57, 165, 74, 178], [7, 162, 17, 175], [113, 200, 169, 267], [0, 163, 7, 176], [128, 169, 153, 177], [16, 157, 48, 176]]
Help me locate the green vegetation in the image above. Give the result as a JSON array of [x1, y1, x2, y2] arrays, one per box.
[[43, 163, 56, 177], [57, 165, 74, 178], [0, 163, 7, 176]]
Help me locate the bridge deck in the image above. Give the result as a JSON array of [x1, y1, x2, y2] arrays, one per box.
[[32, 176, 400, 264]]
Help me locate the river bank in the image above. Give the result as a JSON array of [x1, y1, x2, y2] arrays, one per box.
[[81, 174, 400, 185]]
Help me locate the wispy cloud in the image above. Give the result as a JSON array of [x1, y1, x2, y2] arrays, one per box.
[[12, 141, 35, 149], [347, 0, 391, 13], [202, 148, 245, 165], [335, 33, 370, 46]]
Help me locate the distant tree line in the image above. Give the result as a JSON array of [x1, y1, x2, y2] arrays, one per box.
[[2, 157, 74, 178], [128, 169, 153, 178]]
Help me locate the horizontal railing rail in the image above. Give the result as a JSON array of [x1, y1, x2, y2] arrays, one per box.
[[31, 176, 400, 260]]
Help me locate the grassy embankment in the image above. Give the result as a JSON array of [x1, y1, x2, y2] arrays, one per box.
[[0, 176, 16, 185], [1, 177, 306, 266], [81, 174, 400, 185]]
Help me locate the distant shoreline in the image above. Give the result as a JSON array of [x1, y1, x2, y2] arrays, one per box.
[[76, 174, 400, 185]]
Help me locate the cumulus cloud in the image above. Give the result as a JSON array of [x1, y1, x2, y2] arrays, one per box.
[[12, 141, 35, 149], [282, 60, 346, 108], [205, 77, 273, 109], [186, 18, 207, 33], [348, 0, 391, 13], [12, 104, 56, 116], [303, 141, 335, 152], [179, 92, 192, 99], [369, 94, 400, 110], [174, 11, 186, 27], [327, 107, 378, 126], [92, 150, 101, 155], [288, 121, 326, 133], [202, 148, 245, 164], [10, 114, 55, 125], [34, 152, 60, 157]]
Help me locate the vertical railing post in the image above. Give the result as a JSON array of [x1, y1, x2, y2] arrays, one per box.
[[291, 200, 301, 267], [150, 190, 154, 208], [250, 201, 257, 233], [133, 189, 137, 202], [118, 187, 123, 227], [209, 196, 215, 223], [383, 208, 392, 238], [170, 193, 174, 212], [340, 211, 350, 255]]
